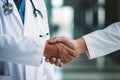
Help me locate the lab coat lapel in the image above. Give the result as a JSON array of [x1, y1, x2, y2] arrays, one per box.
[[10, 0, 24, 27], [23, 0, 36, 37], [23, 0, 50, 39], [23, 0, 45, 38]]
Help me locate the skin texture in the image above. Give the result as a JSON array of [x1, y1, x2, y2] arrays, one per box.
[[44, 40, 79, 65], [45, 36, 88, 67]]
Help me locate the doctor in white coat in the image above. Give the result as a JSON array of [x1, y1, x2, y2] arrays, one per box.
[[47, 22, 120, 66], [0, 0, 56, 80]]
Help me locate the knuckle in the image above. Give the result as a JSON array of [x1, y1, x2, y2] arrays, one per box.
[[61, 36, 67, 39]]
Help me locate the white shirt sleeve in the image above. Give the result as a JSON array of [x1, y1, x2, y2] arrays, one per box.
[[83, 22, 120, 59]]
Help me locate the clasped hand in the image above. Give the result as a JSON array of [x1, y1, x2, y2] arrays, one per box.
[[44, 36, 80, 67]]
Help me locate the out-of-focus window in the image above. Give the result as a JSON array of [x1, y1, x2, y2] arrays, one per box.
[[45, 0, 120, 80]]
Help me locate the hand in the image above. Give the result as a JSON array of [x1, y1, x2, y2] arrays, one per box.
[[48, 36, 87, 55], [46, 36, 88, 67], [45, 36, 81, 67], [48, 36, 78, 50], [44, 40, 79, 64]]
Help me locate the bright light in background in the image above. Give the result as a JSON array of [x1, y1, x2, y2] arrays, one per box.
[[98, 7, 105, 27], [98, 0, 105, 5], [85, 9, 94, 26], [52, 7, 74, 37], [51, 1, 74, 80], [52, 0, 63, 7]]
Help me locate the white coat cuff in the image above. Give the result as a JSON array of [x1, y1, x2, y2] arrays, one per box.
[[82, 35, 97, 59], [33, 38, 46, 66]]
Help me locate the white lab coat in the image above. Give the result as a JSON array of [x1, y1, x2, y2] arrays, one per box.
[[83, 22, 120, 59], [0, 0, 55, 80]]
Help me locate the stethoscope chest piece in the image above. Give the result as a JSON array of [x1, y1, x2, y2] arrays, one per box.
[[2, 2, 13, 15]]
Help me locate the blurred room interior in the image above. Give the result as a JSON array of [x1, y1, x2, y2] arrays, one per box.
[[45, 0, 120, 80]]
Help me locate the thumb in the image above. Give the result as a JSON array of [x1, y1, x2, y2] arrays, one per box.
[[48, 36, 67, 44], [49, 36, 77, 50], [48, 37, 59, 44]]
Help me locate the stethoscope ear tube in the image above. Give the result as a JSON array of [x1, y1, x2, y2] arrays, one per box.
[[30, 0, 43, 18]]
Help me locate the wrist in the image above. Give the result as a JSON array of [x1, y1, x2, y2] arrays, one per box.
[[75, 37, 88, 54]]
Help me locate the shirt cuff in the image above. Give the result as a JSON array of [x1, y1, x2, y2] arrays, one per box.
[[82, 35, 97, 59], [33, 38, 47, 66]]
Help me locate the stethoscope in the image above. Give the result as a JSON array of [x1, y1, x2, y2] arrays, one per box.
[[2, 0, 43, 18], [2, 0, 49, 37]]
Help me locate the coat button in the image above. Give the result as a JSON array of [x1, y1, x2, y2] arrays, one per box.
[[46, 33, 49, 35], [39, 35, 43, 37]]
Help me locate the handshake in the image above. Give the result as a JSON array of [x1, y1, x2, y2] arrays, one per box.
[[44, 36, 88, 67]]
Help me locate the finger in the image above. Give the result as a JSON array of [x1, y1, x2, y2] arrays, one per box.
[[61, 50, 74, 62], [45, 58, 50, 62], [51, 36, 77, 50], [59, 62, 63, 67], [67, 48, 79, 58], [56, 43, 74, 64], [65, 54, 74, 61], [58, 36, 77, 50], [64, 52, 76, 64], [50, 58, 56, 64], [61, 44, 76, 60], [48, 36, 68, 44], [61, 54, 71, 64], [55, 59, 62, 67], [48, 37, 59, 44]]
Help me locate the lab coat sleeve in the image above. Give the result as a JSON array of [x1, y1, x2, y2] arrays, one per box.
[[0, 33, 46, 66], [83, 22, 120, 59]]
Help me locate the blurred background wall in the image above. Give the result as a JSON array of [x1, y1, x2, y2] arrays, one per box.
[[45, 0, 120, 80]]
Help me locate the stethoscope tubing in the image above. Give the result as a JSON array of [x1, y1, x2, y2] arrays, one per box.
[[2, 0, 49, 37], [2, 0, 43, 19], [30, 0, 43, 18]]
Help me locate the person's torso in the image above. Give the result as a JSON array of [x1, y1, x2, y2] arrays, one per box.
[[0, 0, 50, 80]]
